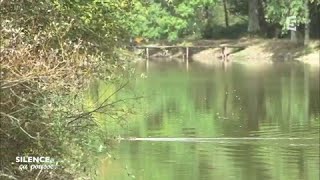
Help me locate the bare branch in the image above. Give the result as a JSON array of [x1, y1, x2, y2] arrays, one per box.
[[0, 112, 37, 140], [0, 172, 17, 180], [66, 80, 142, 126]]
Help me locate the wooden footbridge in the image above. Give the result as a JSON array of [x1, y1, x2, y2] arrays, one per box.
[[134, 44, 246, 61]]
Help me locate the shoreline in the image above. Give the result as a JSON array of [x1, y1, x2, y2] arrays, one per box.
[[134, 38, 319, 67]]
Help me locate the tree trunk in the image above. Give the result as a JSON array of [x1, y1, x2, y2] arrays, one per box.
[[223, 0, 229, 27], [202, 5, 212, 38], [304, 22, 310, 45], [304, 0, 310, 45], [291, 30, 297, 42], [257, 0, 269, 36], [248, 0, 260, 33]]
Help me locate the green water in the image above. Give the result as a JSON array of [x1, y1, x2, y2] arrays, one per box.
[[98, 61, 320, 180]]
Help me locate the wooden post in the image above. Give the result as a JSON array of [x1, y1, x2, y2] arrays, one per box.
[[182, 50, 186, 62], [145, 47, 149, 72], [146, 47, 149, 60], [186, 55, 189, 71], [186, 47, 189, 62], [221, 46, 226, 61], [146, 57, 149, 72], [182, 47, 185, 61]]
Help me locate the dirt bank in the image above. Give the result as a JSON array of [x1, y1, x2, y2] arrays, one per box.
[[133, 38, 319, 67], [189, 38, 319, 66]]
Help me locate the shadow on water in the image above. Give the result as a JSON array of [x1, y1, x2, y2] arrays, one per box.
[[96, 60, 320, 180]]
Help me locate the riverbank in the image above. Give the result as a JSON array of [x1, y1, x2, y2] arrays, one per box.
[[194, 38, 319, 66], [228, 38, 319, 66], [142, 38, 319, 67]]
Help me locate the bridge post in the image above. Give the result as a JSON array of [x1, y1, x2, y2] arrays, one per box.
[[186, 55, 189, 71], [146, 47, 149, 60], [186, 47, 189, 62], [146, 57, 149, 72]]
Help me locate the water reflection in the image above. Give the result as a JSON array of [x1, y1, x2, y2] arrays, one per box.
[[97, 61, 319, 180]]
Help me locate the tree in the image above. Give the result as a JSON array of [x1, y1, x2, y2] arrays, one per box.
[[264, 0, 320, 43], [248, 0, 261, 33], [223, 0, 230, 27], [128, 0, 219, 41], [304, 0, 310, 45]]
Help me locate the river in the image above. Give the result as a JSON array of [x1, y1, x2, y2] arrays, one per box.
[[97, 60, 320, 180]]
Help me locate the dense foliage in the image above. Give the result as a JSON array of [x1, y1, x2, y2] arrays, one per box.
[[129, 0, 232, 40], [265, 0, 320, 35], [128, 0, 319, 41], [1, 0, 134, 179], [0, 0, 319, 179]]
